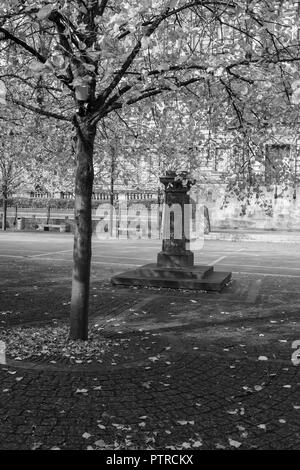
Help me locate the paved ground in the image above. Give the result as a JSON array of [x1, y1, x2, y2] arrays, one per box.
[[0, 232, 299, 450], [2, 231, 300, 277]]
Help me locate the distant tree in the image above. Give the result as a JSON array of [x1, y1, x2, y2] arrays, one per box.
[[0, 101, 75, 229], [0, 106, 31, 230], [26, 120, 75, 196], [1, 0, 300, 339]]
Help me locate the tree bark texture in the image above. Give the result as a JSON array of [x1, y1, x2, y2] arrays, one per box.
[[2, 185, 7, 231], [70, 119, 96, 340]]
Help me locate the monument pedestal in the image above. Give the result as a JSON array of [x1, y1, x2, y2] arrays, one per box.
[[111, 171, 231, 292], [111, 263, 231, 291], [157, 250, 194, 268]]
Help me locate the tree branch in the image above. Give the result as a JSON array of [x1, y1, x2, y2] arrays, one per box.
[[98, 0, 228, 106], [226, 68, 254, 84], [99, 12, 170, 104], [102, 76, 206, 118], [98, 0, 109, 16], [100, 63, 209, 115], [0, 27, 46, 62], [219, 77, 248, 129], [10, 98, 72, 122]]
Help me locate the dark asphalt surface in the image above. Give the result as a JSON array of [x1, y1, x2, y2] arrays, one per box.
[[1, 231, 300, 278]]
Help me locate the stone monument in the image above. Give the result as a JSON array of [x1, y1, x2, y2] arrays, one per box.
[[111, 171, 231, 291], [157, 170, 195, 268]]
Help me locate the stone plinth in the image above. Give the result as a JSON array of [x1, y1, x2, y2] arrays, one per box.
[[111, 267, 231, 291], [111, 171, 232, 292], [157, 251, 194, 268]]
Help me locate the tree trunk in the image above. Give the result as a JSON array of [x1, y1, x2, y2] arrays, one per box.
[[46, 204, 51, 224], [70, 119, 96, 340], [14, 205, 18, 226], [110, 141, 116, 237]]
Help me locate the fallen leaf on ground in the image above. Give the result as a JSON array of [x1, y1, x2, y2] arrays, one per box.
[[31, 442, 42, 450], [216, 443, 226, 449], [192, 439, 203, 448], [148, 356, 159, 362], [258, 424, 267, 430], [228, 438, 242, 448], [236, 425, 245, 431], [94, 439, 106, 447], [177, 420, 194, 425], [227, 409, 239, 415], [181, 442, 191, 449], [141, 381, 152, 389]]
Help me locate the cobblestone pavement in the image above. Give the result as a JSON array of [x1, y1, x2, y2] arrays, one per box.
[[0, 273, 300, 450]]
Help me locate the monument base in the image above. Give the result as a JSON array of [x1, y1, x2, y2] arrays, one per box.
[[111, 263, 231, 292], [157, 251, 194, 267]]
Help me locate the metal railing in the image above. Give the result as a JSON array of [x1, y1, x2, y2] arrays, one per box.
[[12, 190, 161, 202]]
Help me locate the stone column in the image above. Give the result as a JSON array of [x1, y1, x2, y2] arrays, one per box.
[[157, 170, 196, 268]]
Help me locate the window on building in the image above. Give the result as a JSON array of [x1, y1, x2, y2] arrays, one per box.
[[265, 144, 290, 184]]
